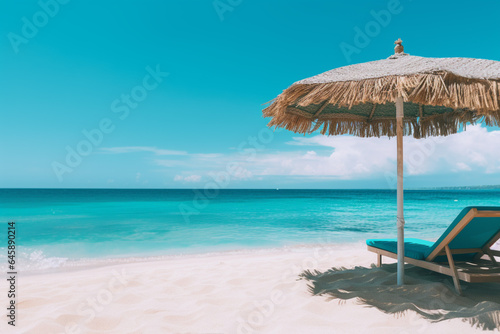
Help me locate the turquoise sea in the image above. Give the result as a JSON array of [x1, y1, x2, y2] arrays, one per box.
[[1, 188, 499, 271]]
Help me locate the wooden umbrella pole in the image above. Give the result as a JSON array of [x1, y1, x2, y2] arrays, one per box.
[[396, 96, 405, 286]]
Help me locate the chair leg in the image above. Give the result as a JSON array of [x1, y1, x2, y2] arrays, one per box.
[[484, 249, 498, 265], [445, 245, 462, 295], [377, 254, 382, 267]]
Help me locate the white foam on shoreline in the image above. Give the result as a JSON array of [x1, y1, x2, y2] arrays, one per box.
[[6, 241, 363, 276], [8, 237, 499, 276]]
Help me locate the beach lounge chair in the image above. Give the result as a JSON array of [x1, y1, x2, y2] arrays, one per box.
[[366, 207, 500, 294]]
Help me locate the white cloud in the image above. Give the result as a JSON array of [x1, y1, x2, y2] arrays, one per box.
[[250, 136, 394, 179], [101, 146, 187, 156], [174, 174, 201, 182], [228, 167, 253, 179], [244, 125, 500, 180], [403, 125, 500, 175], [455, 162, 472, 172], [116, 126, 500, 184]]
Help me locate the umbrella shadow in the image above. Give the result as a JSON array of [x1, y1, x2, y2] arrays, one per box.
[[299, 264, 500, 330]]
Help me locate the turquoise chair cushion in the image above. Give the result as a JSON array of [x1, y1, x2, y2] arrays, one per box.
[[367, 206, 500, 262], [366, 238, 434, 260], [424, 206, 500, 261]]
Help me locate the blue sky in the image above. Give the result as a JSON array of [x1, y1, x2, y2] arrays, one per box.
[[1, 0, 500, 189]]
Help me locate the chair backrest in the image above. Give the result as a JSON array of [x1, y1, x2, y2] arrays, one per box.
[[425, 206, 500, 262]]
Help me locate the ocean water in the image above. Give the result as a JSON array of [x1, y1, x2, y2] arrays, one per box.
[[1, 188, 499, 271]]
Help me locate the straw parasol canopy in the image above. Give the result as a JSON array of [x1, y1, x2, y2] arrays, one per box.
[[263, 39, 500, 288], [264, 40, 500, 139]]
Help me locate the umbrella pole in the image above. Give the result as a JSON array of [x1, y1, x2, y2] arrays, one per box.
[[396, 96, 405, 286]]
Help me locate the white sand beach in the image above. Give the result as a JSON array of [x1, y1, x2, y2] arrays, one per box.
[[4, 243, 500, 334]]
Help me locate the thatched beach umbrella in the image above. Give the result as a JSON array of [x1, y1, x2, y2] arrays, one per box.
[[263, 39, 500, 285]]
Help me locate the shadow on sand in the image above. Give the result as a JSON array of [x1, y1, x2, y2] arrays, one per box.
[[300, 264, 500, 330]]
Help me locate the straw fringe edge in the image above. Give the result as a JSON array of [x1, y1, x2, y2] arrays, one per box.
[[263, 72, 500, 138]]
